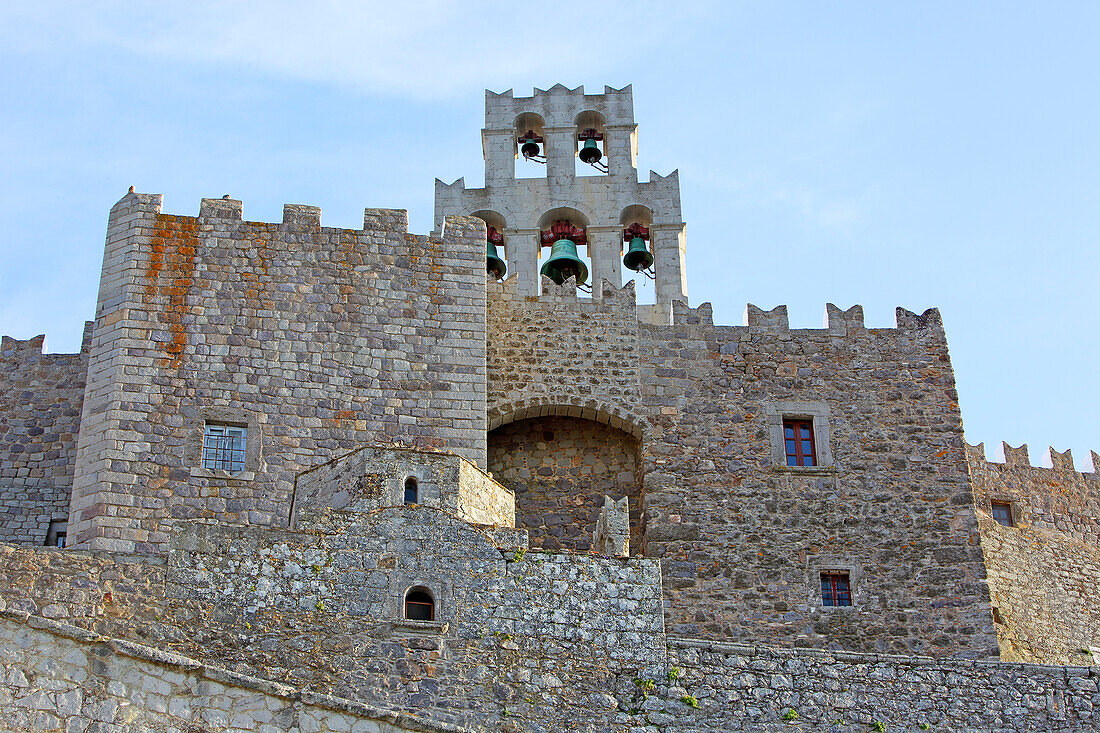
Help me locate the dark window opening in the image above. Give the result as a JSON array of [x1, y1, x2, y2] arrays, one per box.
[[404, 477, 418, 505], [821, 572, 851, 607], [784, 419, 817, 466], [45, 521, 67, 548], [991, 501, 1014, 527], [203, 423, 247, 472], [404, 589, 434, 621]]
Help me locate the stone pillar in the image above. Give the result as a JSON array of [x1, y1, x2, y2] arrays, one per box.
[[651, 223, 688, 311], [543, 127, 577, 188], [483, 130, 516, 186], [587, 226, 623, 297], [507, 229, 540, 297], [604, 124, 638, 180], [593, 495, 630, 557]]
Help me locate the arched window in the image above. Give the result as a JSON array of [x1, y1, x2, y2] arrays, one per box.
[[404, 587, 434, 621], [403, 476, 418, 504]]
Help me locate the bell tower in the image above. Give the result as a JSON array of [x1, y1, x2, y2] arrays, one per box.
[[434, 84, 688, 322]]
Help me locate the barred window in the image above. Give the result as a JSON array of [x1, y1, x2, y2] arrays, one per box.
[[202, 424, 247, 472], [821, 572, 852, 607]]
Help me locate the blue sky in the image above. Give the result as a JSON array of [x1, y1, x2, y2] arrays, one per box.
[[1, 2, 1097, 469]]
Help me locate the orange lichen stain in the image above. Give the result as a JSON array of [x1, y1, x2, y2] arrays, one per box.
[[935, 449, 949, 458], [147, 215, 199, 369], [334, 410, 355, 420]]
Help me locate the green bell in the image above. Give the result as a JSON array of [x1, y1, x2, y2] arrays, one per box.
[[579, 138, 602, 164], [486, 240, 506, 280], [623, 236, 654, 271], [540, 239, 589, 285]]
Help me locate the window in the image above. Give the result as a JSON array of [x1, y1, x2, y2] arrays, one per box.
[[404, 477, 418, 505], [784, 419, 817, 466], [404, 588, 434, 621], [45, 521, 67, 548], [202, 423, 247, 472], [821, 572, 851, 607], [991, 501, 1014, 527]]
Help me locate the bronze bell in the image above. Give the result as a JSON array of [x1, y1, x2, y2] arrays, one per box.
[[540, 239, 589, 285]]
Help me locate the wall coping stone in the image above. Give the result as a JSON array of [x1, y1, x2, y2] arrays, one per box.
[[0, 607, 475, 733]]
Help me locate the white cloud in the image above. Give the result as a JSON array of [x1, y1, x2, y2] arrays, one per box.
[[1, 1, 707, 99]]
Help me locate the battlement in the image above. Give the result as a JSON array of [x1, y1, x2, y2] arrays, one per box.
[[0, 321, 94, 363], [484, 84, 635, 130], [110, 190, 441, 235], [967, 441, 1100, 477]]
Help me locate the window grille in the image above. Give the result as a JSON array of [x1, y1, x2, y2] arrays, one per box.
[[202, 424, 247, 472], [821, 572, 852, 607], [784, 419, 817, 466]]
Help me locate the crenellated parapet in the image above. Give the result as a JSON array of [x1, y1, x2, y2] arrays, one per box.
[[0, 322, 94, 546], [68, 190, 491, 555]]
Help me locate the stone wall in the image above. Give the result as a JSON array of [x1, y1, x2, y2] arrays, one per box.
[[488, 415, 642, 552], [0, 611, 465, 733], [968, 442, 1100, 664], [0, 500, 664, 732], [68, 192, 488, 554], [291, 445, 514, 529], [3, 541, 1096, 733], [636, 304, 998, 658], [0, 324, 91, 546], [614, 637, 1099, 732]]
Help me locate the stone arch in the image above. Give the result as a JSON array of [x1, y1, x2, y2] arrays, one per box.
[[487, 396, 648, 441], [574, 109, 607, 130], [534, 206, 592, 231], [619, 203, 654, 227]]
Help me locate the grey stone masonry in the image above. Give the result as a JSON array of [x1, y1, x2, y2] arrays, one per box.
[[638, 304, 1000, 658], [0, 322, 92, 546], [292, 444, 514, 529], [0, 610, 468, 733], [68, 192, 489, 554], [434, 85, 687, 311], [968, 441, 1100, 664]]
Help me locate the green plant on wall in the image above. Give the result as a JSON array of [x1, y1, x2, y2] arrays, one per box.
[[680, 694, 699, 708], [782, 707, 799, 721]]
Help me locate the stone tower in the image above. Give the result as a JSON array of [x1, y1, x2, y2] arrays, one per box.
[[434, 84, 687, 322]]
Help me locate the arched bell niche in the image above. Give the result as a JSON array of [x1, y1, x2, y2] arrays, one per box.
[[487, 415, 643, 553]]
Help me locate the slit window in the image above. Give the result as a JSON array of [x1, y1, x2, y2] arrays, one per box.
[[821, 572, 851, 607], [202, 423, 247, 472], [991, 501, 1014, 527], [784, 419, 816, 466], [404, 588, 434, 621], [404, 477, 418, 504]]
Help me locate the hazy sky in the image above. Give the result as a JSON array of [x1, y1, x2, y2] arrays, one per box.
[[1, 2, 1097, 469]]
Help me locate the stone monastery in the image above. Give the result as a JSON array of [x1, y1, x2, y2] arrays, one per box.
[[2, 85, 1099, 732]]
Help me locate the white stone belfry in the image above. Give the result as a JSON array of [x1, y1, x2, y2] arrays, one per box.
[[433, 84, 688, 323]]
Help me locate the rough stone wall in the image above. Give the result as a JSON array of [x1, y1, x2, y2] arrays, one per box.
[[292, 446, 514, 529], [0, 502, 665, 732], [0, 612, 462, 733], [3, 541, 1096, 733], [486, 277, 644, 430], [637, 304, 998, 658], [968, 442, 1100, 664], [68, 192, 488, 554], [488, 415, 642, 552], [615, 638, 1099, 732], [0, 324, 92, 546]]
